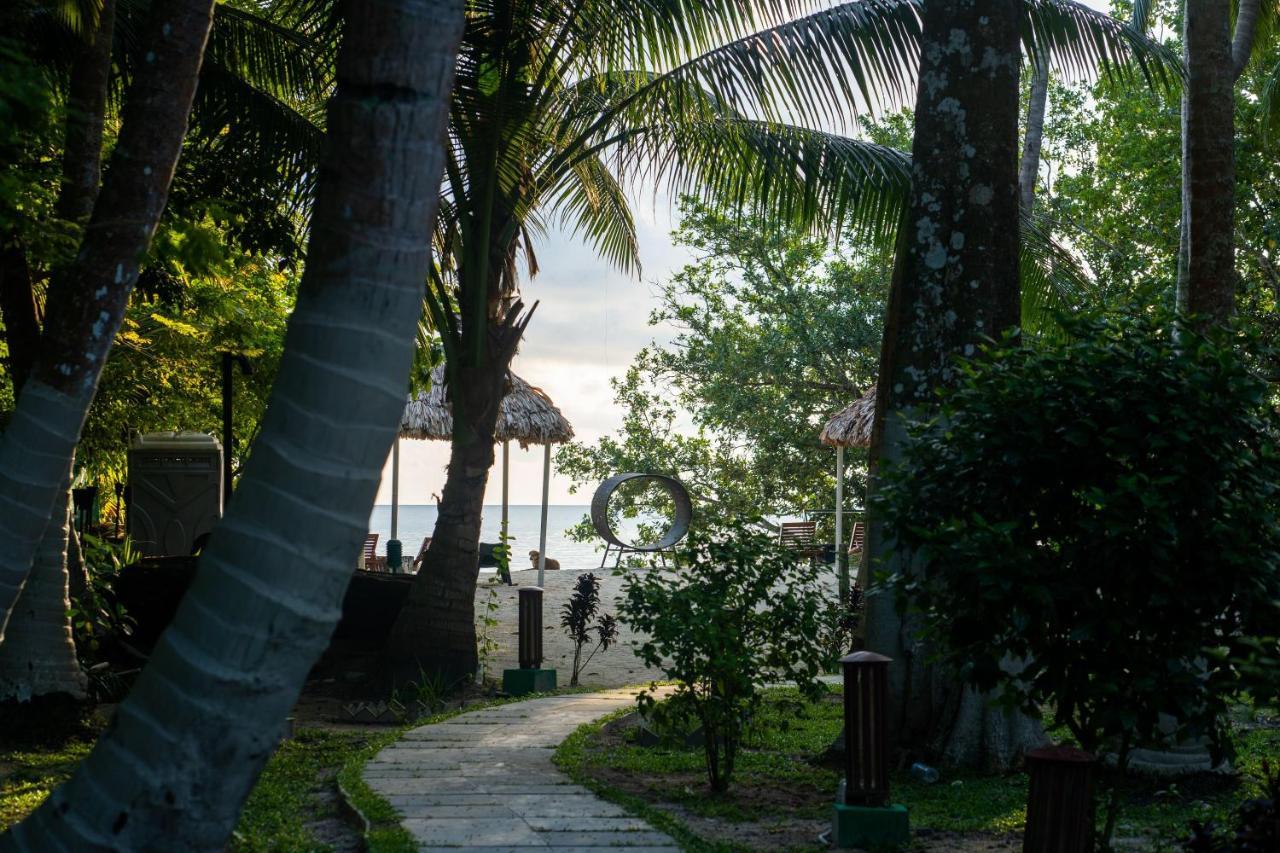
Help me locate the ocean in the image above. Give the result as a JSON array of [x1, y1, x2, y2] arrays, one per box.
[[367, 504, 613, 572]]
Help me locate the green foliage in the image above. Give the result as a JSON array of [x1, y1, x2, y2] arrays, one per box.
[[475, 577, 501, 683], [620, 521, 828, 791], [560, 572, 618, 687], [76, 253, 296, 488], [556, 198, 887, 540], [876, 310, 1280, 768], [816, 586, 865, 673], [1185, 760, 1280, 851], [71, 535, 137, 677], [1043, 15, 1280, 341]]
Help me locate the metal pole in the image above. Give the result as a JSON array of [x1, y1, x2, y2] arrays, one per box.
[[221, 353, 233, 510], [390, 435, 400, 541], [502, 440, 510, 545], [538, 443, 551, 586], [836, 446, 846, 598]]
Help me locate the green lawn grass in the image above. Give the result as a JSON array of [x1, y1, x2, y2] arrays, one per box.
[[554, 686, 1280, 851]]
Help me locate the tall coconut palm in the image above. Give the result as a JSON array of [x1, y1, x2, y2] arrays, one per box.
[[1171, 0, 1277, 326], [0, 0, 330, 645], [380, 0, 1178, 680], [0, 469, 85, 703], [0, 0, 218, 642], [3, 0, 463, 843]]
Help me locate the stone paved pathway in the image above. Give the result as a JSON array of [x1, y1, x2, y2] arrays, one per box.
[[362, 687, 679, 851]]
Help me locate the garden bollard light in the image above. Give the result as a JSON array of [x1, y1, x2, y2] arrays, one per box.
[[831, 651, 909, 847], [1023, 746, 1095, 853], [505, 586, 556, 695], [841, 651, 891, 806], [518, 586, 543, 670]]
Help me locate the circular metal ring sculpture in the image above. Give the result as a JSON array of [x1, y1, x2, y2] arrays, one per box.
[[591, 473, 692, 553]]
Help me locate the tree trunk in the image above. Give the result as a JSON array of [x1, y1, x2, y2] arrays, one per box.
[[863, 0, 1044, 771], [0, 238, 41, 395], [2, 0, 463, 846], [0, 0, 215, 637], [1019, 51, 1050, 215], [55, 0, 117, 225], [1176, 0, 1239, 326], [389, 336, 518, 682], [0, 471, 86, 703]]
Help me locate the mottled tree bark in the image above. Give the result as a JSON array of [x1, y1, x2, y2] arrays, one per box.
[[1, 0, 463, 846], [1176, 0, 1259, 327], [0, 0, 215, 636], [864, 0, 1044, 770]]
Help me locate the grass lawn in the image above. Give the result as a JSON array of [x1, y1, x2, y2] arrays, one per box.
[[554, 686, 1280, 852], [0, 726, 376, 851]]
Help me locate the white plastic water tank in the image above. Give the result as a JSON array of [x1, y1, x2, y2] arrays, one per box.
[[127, 431, 223, 557]]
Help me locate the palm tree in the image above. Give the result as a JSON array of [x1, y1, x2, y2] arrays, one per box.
[[1171, 0, 1277, 326], [0, 0, 217, 640], [381, 0, 1178, 680], [4, 0, 463, 844], [0, 0, 329, 668], [0, 468, 85, 703]]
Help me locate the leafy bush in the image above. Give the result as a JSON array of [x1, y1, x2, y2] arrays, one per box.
[[874, 311, 1280, 836], [560, 573, 618, 687], [619, 520, 827, 791], [817, 585, 864, 671], [1184, 760, 1280, 851]]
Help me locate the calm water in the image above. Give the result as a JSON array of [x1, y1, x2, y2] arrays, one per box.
[[367, 504, 610, 572]]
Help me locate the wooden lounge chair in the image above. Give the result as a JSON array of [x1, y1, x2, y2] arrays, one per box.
[[779, 521, 822, 563], [847, 521, 866, 557], [411, 536, 432, 572], [362, 533, 386, 572]]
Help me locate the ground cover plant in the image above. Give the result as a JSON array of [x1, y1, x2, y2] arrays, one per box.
[[554, 687, 1280, 851], [875, 309, 1280, 844]]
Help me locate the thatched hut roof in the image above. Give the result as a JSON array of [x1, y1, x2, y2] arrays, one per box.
[[400, 366, 575, 447], [819, 387, 876, 448]]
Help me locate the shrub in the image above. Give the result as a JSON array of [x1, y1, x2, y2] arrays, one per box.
[[873, 311, 1280, 839], [1183, 760, 1280, 851], [560, 572, 618, 686], [619, 520, 827, 791]]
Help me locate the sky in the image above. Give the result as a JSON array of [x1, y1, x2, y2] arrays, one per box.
[[374, 0, 1118, 508]]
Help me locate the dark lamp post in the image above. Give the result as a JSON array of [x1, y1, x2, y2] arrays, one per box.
[[518, 586, 544, 670], [840, 651, 891, 807]]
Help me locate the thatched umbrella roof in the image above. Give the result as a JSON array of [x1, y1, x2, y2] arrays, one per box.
[[819, 387, 876, 448], [400, 366, 575, 448]]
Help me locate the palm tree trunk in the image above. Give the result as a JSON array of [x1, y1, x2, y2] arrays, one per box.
[[55, 0, 117, 225], [1176, 0, 1240, 326], [0, 470, 86, 703], [389, 349, 512, 682], [1018, 51, 1050, 215], [863, 0, 1044, 771], [2, 0, 463, 846], [0, 0, 215, 636]]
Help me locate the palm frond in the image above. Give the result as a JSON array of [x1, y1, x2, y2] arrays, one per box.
[[1131, 0, 1156, 32], [609, 117, 911, 246], [1262, 57, 1280, 137], [545, 152, 640, 275], [206, 3, 333, 101], [1019, 211, 1095, 335], [1023, 0, 1181, 86]]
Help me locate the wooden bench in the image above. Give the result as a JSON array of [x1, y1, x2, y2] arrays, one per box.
[[779, 521, 823, 563]]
